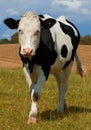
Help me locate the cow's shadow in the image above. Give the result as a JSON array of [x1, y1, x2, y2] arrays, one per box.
[[39, 106, 91, 121]]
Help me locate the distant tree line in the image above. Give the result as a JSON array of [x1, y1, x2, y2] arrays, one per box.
[[0, 32, 91, 45], [80, 35, 91, 45], [0, 32, 18, 44]]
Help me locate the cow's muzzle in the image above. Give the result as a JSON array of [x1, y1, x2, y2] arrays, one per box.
[[23, 48, 34, 57]]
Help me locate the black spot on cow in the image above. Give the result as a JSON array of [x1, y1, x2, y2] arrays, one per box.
[[58, 21, 75, 41], [58, 21, 80, 69], [58, 21, 80, 52], [61, 44, 68, 58]]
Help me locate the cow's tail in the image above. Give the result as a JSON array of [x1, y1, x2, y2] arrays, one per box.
[[75, 53, 86, 79]]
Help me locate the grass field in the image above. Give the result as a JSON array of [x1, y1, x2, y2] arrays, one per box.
[[0, 69, 91, 130]]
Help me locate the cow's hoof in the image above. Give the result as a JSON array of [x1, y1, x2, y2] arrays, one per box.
[[57, 102, 67, 114], [27, 113, 37, 124]]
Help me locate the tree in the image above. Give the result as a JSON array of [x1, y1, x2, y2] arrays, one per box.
[[11, 32, 18, 43], [80, 35, 91, 45], [0, 39, 10, 44]]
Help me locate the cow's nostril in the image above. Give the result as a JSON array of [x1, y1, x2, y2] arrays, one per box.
[[30, 49, 33, 54]]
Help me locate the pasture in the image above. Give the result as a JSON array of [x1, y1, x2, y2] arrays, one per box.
[[0, 68, 91, 130]]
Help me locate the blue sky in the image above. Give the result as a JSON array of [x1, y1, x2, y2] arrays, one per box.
[[0, 0, 91, 40]]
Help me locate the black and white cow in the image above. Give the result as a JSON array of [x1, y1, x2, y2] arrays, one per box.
[[4, 11, 84, 123]]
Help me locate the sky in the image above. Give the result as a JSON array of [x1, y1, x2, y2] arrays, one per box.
[[0, 0, 91, 40]]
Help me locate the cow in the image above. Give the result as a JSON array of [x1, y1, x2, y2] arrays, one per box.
[[4, 11, 84, 124]]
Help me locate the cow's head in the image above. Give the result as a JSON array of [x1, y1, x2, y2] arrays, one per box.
[[4, 11, 56, 58]]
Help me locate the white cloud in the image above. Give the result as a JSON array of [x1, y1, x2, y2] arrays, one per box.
[[50, 0, 91, 22], [1, 0, 91, 20], [52, 0, 82, 10], [6, 8, 19, 15], [81, 8, 90, 15]]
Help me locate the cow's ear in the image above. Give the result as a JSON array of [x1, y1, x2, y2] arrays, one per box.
[[4, 18, 20, 29], [41, 18, 56, 29]]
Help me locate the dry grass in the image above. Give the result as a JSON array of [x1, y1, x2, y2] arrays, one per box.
[[0, 69, 91, 130]]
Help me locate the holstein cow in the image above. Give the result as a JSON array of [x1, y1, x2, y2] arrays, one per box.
[[4, 11, 84, 123]]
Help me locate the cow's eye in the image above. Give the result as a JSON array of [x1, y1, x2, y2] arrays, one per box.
[[19, 29, 24, 34], [34, 30, 40, 35]]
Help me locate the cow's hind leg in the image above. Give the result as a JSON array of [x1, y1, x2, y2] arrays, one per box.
[[54, 62, 73, 114]]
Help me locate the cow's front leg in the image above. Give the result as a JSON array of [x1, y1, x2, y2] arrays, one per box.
[[23, 66, 32, 90], [28, 67, 47, 124], [27, 89, 38, 124]]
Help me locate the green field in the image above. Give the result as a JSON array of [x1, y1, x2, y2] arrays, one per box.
[[0, 69, 91, 130]]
